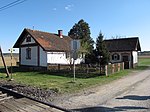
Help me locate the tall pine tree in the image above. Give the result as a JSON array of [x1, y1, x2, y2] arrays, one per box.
[[68, 19, 94, 55], [96, 32, 110, 65]]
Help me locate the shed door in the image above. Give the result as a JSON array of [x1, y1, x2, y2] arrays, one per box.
[[122, 56, 129, 69]]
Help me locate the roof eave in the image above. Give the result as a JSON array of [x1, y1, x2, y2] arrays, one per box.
[[13, 28, 27, 48]]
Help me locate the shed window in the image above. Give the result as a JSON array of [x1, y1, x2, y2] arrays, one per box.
[[112, 53, 120, 61], [26, 48, 31, 59]]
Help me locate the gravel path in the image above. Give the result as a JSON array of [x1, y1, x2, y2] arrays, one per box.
[[53, 68, 150, 112]]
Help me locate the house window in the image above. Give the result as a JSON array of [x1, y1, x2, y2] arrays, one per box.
[[26, 48, 31, 59], [26, 35, 31, 42], [112, 53, 120, 61], [73, 40, 77, 50]]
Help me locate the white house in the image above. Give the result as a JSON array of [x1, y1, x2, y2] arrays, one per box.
[[104, 37, 141, 69], [13, 28, 83, 68]]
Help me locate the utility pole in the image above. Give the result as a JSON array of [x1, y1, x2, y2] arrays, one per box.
[[0, 46, 10, 78], [73, 58, 75, 82], [71, 40, 80, 82], [8, 48, 15, 80]]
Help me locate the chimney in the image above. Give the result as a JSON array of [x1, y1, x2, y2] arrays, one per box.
[[58, 30, 63, 38]]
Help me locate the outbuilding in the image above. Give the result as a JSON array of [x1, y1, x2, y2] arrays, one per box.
[[104, 37, 141, 69]]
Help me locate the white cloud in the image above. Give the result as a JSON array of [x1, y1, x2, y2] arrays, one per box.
[[65, 4, 73, 11]]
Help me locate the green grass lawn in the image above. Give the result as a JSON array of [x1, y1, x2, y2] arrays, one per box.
[[0, 57, 149, 94], [138, 57, 150, 66], [134, 57, 150, 70], [0, 69, 130, 94]]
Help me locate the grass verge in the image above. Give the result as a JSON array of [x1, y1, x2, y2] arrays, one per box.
[[0, 68, 130, 94], [0, 57, 149, 94]]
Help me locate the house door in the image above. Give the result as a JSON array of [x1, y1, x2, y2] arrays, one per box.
[[122, 56, 129, 69]]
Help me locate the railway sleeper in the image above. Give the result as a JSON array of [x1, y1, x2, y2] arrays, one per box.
[[0, 88, 72, 112], [0, 91, 13, 102]]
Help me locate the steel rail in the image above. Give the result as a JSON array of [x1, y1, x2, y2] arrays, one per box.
[[0, 86, 73, 112]]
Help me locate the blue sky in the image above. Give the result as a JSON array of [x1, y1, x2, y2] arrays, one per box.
[[0, 0, 150, 53]]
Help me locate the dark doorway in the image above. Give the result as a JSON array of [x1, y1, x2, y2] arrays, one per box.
[[122, 56, 129, 69]]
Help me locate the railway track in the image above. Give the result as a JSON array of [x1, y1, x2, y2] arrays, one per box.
[[0, 86, 72, 112]]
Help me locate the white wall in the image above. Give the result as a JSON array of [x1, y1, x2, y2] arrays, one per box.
[[132, 51, 138, 64], [74, 58, 85, 64], [40, 47, 47, 67], [21, 46, 38, 66], [47, 52, 84, 65], [47, 52, 70, 64]]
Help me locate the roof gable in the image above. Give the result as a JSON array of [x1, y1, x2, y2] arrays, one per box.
[[21, 34, 36, 45], [14, 28, 72, 52], [104, 37, 141, 52]]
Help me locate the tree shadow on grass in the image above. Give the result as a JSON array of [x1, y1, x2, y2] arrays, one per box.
[[116, 95, 150, 101], [73, 106, 148, 112]]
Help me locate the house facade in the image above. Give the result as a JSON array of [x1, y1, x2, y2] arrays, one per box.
[[13, 28, 83, 68], [104, 37, 141, 69]]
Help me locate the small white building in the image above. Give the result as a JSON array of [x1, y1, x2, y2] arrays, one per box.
[[104, 37, 141, 69], [13, 28, 83, 68]]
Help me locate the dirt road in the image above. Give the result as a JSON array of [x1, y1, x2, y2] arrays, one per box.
[[54, 68, 150, 112]]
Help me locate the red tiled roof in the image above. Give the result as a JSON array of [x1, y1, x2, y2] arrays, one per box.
[[104, 37, 141, 52], [14, 28, 72, 52]]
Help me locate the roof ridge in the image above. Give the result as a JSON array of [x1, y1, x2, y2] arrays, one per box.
[[25, 28, 68, 37], [104, 37, 139, 41], [25, 28, 54, 34]]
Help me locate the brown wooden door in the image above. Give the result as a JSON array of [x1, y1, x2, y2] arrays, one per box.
[[122, 56, 129, 69]]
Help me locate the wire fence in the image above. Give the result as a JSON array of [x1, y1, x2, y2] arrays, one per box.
[[47, 62, 124, 76]]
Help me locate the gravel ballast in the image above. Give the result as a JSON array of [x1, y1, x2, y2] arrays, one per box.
[[0, 80, 58, 102]]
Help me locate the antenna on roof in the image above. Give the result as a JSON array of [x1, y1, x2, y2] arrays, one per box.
[[32, 26, 34, 30]]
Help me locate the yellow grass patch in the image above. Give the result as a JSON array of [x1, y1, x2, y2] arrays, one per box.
[[0, 56, 19, 66]]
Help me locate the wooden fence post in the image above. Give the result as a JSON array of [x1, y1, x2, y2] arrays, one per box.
[[112, 64, 114, 74], [122, 62, 124, 70], [118, 63, 120, 72], [58, 64, 60, 71], [105, 65, 108, 76], [47, 64, 49, 70]]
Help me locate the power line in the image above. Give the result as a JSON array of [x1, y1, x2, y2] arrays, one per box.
[[0, 0, 27, 12], [0, 0, 22, 10]]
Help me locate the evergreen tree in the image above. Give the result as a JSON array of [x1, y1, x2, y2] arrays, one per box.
[[68, 19, 94, 55], [96, 32, 110, 65]]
